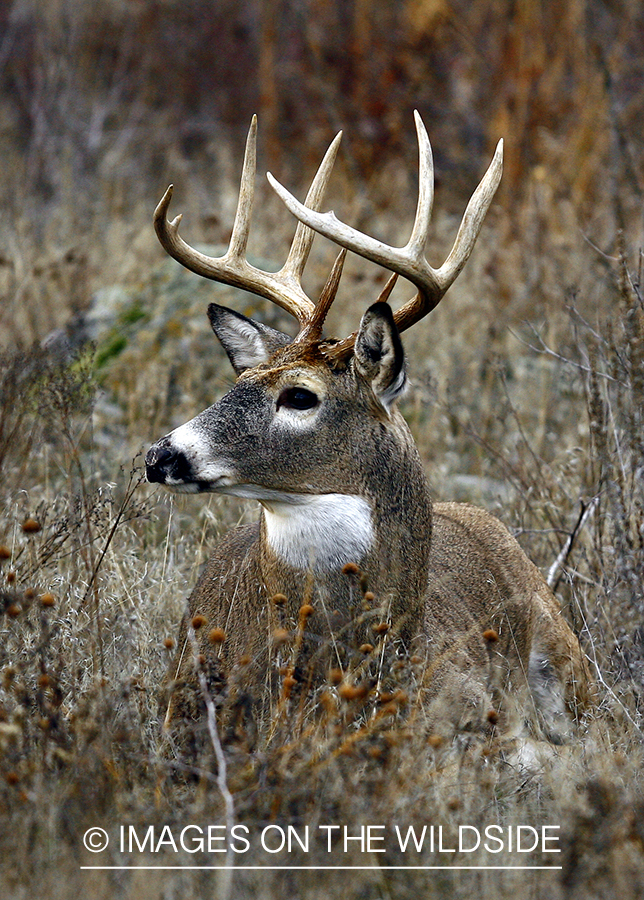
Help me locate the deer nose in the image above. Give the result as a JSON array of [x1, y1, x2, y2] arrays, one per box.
[[145, 443, 178, 483]]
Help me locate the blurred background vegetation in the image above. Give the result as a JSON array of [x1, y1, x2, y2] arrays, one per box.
[[0, 0, 642, 343]]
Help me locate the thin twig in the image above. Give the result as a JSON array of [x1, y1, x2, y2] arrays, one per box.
[[509, 325, 619, 384], [547, 496, 599, 589], [186, 622, 236, 900]]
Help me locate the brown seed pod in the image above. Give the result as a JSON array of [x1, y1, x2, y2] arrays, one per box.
[[377, 691, 397, 703], [373, 622, 390, 635], [338, 682, 369, 701], [40, 593, 56, 608], [359, 643, 374, 654], [22, 518, 41, 534], [282, 674, 297, 699], [272, 628, 290, 646], [208, 627, 226, 644], [341, 562, 360, 576], [327, 668, 343, 685], [487, 709, 499, 725], [163, 637, 175, 650], [191, 614, 207, 630], [483, 628, 499, 643], [271, 593, 288, 606], [0, 546, 11, 561]]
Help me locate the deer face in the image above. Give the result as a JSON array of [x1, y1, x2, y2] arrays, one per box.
[[145, 300, 406, 501]]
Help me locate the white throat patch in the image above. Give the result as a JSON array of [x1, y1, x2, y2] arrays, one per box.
[[262, 493, 374, 573]]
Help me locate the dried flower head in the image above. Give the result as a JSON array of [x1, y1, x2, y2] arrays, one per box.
[[299, 604, 315, 621], [21, 518, 41, 534], [272, 628, 290, 647], [338, 682, 369, 701]]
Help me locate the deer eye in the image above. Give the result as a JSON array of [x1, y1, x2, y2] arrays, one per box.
[[276, 387, 319, 411]]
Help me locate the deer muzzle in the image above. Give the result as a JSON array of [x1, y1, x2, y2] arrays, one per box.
[[145, 439, 194, 487]]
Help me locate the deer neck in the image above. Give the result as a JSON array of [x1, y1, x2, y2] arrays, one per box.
[[257, 413, 433, 617], [260, 493, 375, 573]]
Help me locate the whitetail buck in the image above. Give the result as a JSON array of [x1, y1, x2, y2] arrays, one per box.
[[146, 114, 592, 743]]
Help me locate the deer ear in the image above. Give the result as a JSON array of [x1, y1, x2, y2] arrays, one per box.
[[354, 302, 406, 410], [207, 304, 291, 375]]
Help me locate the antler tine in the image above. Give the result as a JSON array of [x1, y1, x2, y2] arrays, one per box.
[[436, 137, 504, 285], [154, 116, 328, 326], [227, 113, 258, 260], [267, 112, 503, 341], [405, 110, 434, 259], [295, 249, 347, 343], [278, 131, 343, 286]]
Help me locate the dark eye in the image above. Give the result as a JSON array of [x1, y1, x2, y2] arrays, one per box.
[[277, 387, 319, 411]]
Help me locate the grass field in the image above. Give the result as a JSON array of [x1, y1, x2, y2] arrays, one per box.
[[1, 2, 643, 898]]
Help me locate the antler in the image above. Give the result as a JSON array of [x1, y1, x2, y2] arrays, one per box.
[[154, 115, 343, 333], [155, 113, 502, 356], [267, 110, 503, 358]]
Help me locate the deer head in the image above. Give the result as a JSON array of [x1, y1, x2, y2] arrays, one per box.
[[146, 113, 503, 530]]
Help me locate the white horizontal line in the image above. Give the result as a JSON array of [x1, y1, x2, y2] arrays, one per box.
[[81, 865, 562, 871]]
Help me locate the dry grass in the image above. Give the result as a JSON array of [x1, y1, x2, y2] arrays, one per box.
[[1, 2, 643, 897]]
